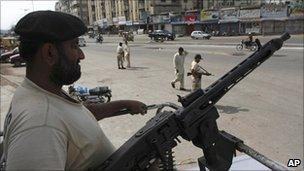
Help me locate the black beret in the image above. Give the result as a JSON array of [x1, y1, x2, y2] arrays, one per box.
[[15, 10, 87, 42]]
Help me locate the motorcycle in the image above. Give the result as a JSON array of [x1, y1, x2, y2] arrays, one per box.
[[236, 40, 258, 51], [68, 85, 112, 104], [96, 35, 103, 44]]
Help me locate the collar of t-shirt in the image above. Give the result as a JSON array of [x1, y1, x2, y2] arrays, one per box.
[[22, 78, 82, 106]]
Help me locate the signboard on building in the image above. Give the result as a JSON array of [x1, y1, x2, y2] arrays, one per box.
[[200, 10, 219, 20], [118, 16, 126, 25], [288, 2, 304, 18], [239, 9, 260, 19], [113, 17, 119, 25], [220, 8, 239, 20], [185, 10, 199, 24], [126, 21, 132, 26], [162, 14, 171, 23], [170, 15, 182, 22], [261, 3, 287, 18]]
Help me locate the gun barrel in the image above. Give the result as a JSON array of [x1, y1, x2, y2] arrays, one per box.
[[180, 33, 290, 124], [114, 103, 181, 116], [237, 143, 289, 171]]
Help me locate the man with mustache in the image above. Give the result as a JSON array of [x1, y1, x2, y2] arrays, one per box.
[[1, 11, 147, 170]]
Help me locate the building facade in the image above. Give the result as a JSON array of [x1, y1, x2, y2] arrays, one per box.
[[56, 0, 304, 35], [56, 0, 89, 25]]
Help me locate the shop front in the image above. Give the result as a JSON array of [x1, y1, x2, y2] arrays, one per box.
[[184, 10, 201, 35], [239, 8, 261, 35], [219, 8, 240, 36], [286, 1, 304, 34], [261, 3, 288, 35], [218, 20, 239, 36], [200, 10, 219, 34]]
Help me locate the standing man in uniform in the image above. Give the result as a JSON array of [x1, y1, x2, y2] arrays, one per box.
[[124, 41, 131, 68], [117, 42, 125, 69], [1, 11, 146, 170], [171, 47, 188, 90], [189, 54, 211, 91]]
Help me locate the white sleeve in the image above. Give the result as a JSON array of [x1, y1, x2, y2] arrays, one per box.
[[5, 126, 67, 170], [173, 54, 179, 69]]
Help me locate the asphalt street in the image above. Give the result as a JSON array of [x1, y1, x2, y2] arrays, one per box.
[[0, 34, 303, 169]]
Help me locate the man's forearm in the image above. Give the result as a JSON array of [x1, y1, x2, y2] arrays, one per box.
[[84, 100, 134, 120]]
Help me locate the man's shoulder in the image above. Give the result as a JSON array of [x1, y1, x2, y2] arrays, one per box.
[[8, 89, 72, 137], [191, 61, 198, 68], [10, 86, 49, 120]]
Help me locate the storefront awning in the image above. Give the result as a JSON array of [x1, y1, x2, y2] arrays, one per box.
[[261, 18, 287, 21], [239, 18, 260, 22], [171, 21, 186, 25], [218, 19, 239, 24], [200, 19, 219, 24]]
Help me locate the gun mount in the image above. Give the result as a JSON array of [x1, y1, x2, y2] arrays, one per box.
[[95, 33, 290, 171]]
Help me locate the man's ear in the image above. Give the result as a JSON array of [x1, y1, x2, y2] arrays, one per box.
[[41, 43, 57, 66]]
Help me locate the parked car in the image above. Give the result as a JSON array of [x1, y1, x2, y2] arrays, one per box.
[[191, 31, 211, 39], [10, 53, 25, 67], [0, 47, 19, 63], [78, 36, 86, 47], [148, 30, 175, 41]]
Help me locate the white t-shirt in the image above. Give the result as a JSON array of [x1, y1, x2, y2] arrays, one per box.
[[191, 61, 204, 79], [117, 45, 124, 55], [2, 78, 115, 170]]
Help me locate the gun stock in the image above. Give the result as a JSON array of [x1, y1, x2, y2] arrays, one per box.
[[95, 33, 290, 171]]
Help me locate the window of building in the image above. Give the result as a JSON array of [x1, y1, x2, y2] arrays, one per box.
[[184, 0, 188, 2], [161, 0, 166, 2]]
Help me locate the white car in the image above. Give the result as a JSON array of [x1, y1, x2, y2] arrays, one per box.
[[191, 31, 211, 40], [78, 36, 86, 47]]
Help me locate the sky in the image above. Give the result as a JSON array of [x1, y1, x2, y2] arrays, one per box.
[[1, 0, 58, 30]]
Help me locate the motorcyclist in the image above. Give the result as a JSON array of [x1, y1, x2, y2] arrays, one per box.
[[96, 33, 103, 43], [244, 32, 254, 46]]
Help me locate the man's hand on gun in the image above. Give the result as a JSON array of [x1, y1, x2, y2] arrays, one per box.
[[187, 71, 213, 77]]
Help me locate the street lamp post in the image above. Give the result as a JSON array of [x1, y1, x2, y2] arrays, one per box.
[[31, 0, 34, 11]]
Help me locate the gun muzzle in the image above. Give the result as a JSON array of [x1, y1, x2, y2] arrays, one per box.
[[270, 32, 290, 51], [281, 32, 291, 41]]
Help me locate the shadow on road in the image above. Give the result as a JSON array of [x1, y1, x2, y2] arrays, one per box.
[[215, 104, 249, 114], [126, 66, 149, 70]]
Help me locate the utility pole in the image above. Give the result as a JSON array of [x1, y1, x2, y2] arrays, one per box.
[[31, 0, 34, 11]]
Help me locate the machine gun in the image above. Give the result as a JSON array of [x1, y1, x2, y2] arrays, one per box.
[[94, 33, 290, 171]]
